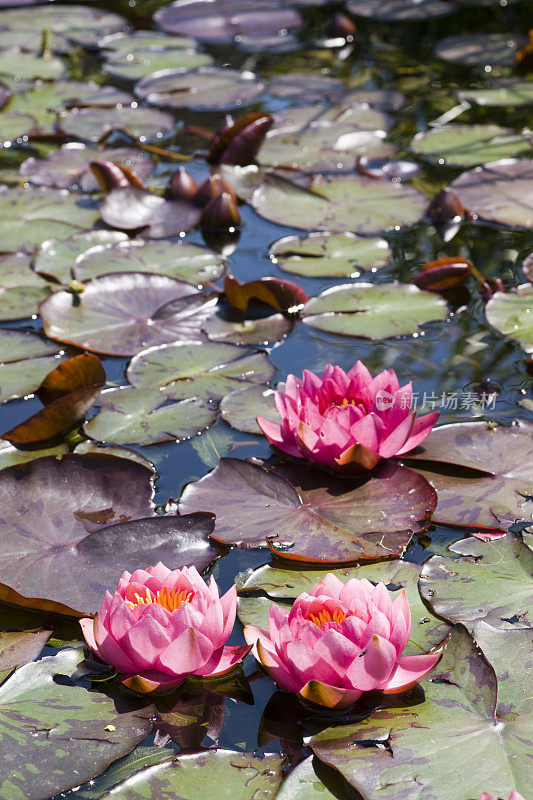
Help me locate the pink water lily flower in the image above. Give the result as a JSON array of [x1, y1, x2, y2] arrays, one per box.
[[257, 362, 439, 473], [80, 563, 250, 694], [244, 573, 440, 710], [479, 794, 526, 800]]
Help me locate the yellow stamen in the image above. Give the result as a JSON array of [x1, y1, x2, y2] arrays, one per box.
[[126, 586, 193, 612], [307, 607, 352, 628]]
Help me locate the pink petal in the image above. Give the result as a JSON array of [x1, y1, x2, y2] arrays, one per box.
[[349, 414, 380, 452], [93, 614, 138, 673], [377, 652, 441, 693], [108, 602, 138, 643], [395, 411, 439, 455], [219, 584, 237, 644], [198, 595, 224, 647], [256, 416, 302, 458], [371, 582, 393, 619], [80, 617, 97, 651], [310, 573, 345, 600], [389, 591, 411, 656], [378, 413, 415, 458], [156, 627, 214, 676], [255, 638, 302, 692], [147, 562, 172, 582], [193, 644, 252, 677], [313, 629, 359, 678], [347, 361, 372, 389], [121, 611, 172, 670], [345, 634, 397, 691], [166, 602, 204, 640]]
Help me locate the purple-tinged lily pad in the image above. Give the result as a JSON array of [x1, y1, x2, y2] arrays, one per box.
[[434, 33, 523, 67], [100, 186, 202, 237], [135, 67, 264, 111], [269, 232, 392, 278], [220, 383, 279, 434], [0, 252, 52, 320], [128, 341, 275, 400], [40, 273, 217, 356], [20, 143, 154, 191], [0, 629, 51, 674], [406, 421, 533, 531], [84, 388, 217, 446], [73, 440, 155, 472], [265, 73, 346, 103], [302, 282, 448, 339], [0, 453, 218, 615], [251, 173, 427, 234], [204, 310, 292, 346], [347, 0, 457, 21], [103, 46, 212, 82], [411, 124, 533, 167], [485, 284, 533, 353], [34, 230, 128, 284], [420, 534, 533, 631], [58, 106, 175, 144], [449, 158, 533, 229], [179, 457, 437, 563], [0, 329, 64, 403]]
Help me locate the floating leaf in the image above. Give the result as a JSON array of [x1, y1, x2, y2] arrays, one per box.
[[179, 457, 437, 563], [458, 79, 533, 107], [220, 384, 279, 434], [40, 274, 216, 356], [450, 158, 533, 229], [486, 283, 533, 353], [0, 186, 99, 252], [34, 231, 129, 284], [58, 106, 175, 143], [0, 648, 153, 800], [73, 440, 155, 472], [346, 0, 456, 20], [0, 50, 65, 80], [302, 282, 448, 339], [128, 341, 275, 400], [411, 124, 532, 167], [0, 252, 51, 320], [2, 353, 106, 445], [419, 534, 533, 631], [0, 629, 51, 674], [135, 67, 264, 111], [20, 144, 154, 191], [269, 232, 392, 278], [0, 439, 68, 470], [204, 310, 291, 345], [84, 388, 217, 446], [0, 329, 64, 403], [73, 746, 176, 800], [100, 31, 213, 81], [0, 453, 218, 615], [406, 421, 533, 530], [309, 626, 530, 800], [74, 238, 226, 285], [0, 5, 126, 50], [99, 186, 202, 237], [94, 750, 284, 800], [276, 757, 340, 800], [0, 112, 36, 141], [251, 173, 427, 234], [434, 33, 522, 67]]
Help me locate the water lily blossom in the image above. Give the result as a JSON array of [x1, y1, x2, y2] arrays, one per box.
[[257, 362, 439, 472], [244, 573, 440, 710], [479, 794, 526, 800], [80, 563, 250, 693]]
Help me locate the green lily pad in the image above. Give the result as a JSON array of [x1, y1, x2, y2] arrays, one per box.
[[419, 534, 533, 631], [406, 421, 533, 530], [34, 231, 129, 284], [346, 0, 456, 21], [204, 311, 292, 345], [411, 124, 533, 167], [450, 158, 533, 229], [472, 621, 532, 714], [308, 625, 530, 800], [179, 457, 437, 563], [74, 238, 226, 286], [0, 328, 65, 402], [458, 79, 533, 107], [0, 252, 52, 320], [302, 282, 448, 339], [251, 173, 427, 234], [0, 440, 69, 469], [0, 629, 50, 674], [486, 283, 533, 353], [135, 67, 265, 111], [127, 341, 275, 400], [104, 47, 212, 82], [0, 648, 153, 800], [220, 383, 279, 434], [58, 106, 175, 143], [73, 440, 155, 472], [269, 232, 392, 278], [84, 388, 217, 446], [238, 559, 450, 654], [0, 186, 99, 252], [434, 33, 522, 67], [40, 274, 217, 357], [0, 50, 65, 81], [99, 31, 197, 52], [0, 6, 127, 48], [95, 750, 285, 800], [0, 112, 36, 142], [276, 757, 340, 800], [74, 746, 176, 800]]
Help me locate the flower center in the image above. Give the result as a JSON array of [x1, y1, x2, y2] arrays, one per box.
[[126, 586, 194, 612], [307, 606, 351, 628]]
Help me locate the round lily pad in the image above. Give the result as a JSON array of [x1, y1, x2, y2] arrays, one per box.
[[34, 230, 129, 284], [0, 328, 64, 403], [203, 311, 292, 345], [0, 112, 36, 142], [74, 238, 226, 286], [104, 47, 212, 82], [135, 67, 264, 111], [40, 273, 217, 356], [220, 383, 279, 434], [450, 158, 533, 228], [58, 106, 175, 143], [0, 5, 126, 43], [458, 80, 533, 107], [302, 282, 448, 339], [486, 284, 533, 353], [0, 185, 99, 252], [127, 341, 275, 400], [0, 50, 65, 80], [85, 388, 217, 446], [251, 173, 427, 234], [99, 187, 202, 238], [269, 232, 392, 278], [346, 0, 456, 21], [0, 252, 52, 320], [411, 124, 533, 167], [434, 33, 522, 67], [98, 31, 198, 52]]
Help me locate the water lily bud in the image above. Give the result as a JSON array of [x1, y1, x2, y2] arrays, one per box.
[[244, 573, 440, 710], [89, 161, 142, 193], [413, 257, 472, 292], [325, 12, 356, 40], [207, 113, 274, 166], [201, 192, 241, 232], [427, 188, 468, 241], [479, 278, 504, 303], [194, 174, 238, 208], [166, 167, 198, 201]]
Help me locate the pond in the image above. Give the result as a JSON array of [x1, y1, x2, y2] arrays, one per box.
[[0, 0, 531, 798]]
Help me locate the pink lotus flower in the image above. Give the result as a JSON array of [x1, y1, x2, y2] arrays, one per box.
[[80, 563, 250, 693], [257, 362, 439, 473], [479, 794, 526, 800], [244, 573, 440, 710]]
